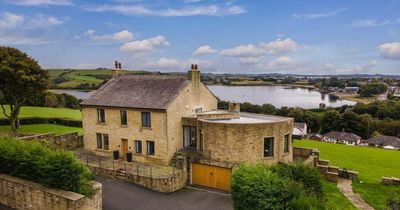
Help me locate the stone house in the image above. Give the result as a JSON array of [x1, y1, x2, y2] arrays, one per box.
[[365, 135, 400, 150], [81, 64, 293, 191], [323, 131, 361, 146]]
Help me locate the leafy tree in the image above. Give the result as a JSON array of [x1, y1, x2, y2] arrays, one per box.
[[260, 103, 276, 115], [0, 47, 49, 134], [359, 83, 387, 97], [321, 110, 341, 133]]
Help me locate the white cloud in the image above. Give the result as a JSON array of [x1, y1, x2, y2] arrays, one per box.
[[324, 60, 377, 74], [0, 34, 53, 45], [267, 56, 293, 67], [0, 12, 65, 29], [293, 7, 347, 19], [9, 0, 72, 6], [378, 42, 400, 60], [144, 57, 184, 69], [220, 44, 264, 58], [0, 12, 24, 29], [84, 4, 246, 17], [120, 35, 170, 52], [194, 45, 216, 55], [239, 57, 262, 64], [351, 19, 391, 27], [84, 29, 134, 43], [260, 38, 300, 54]]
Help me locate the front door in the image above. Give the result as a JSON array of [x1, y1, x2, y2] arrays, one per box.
[[183, 126, 197, 148], [121, 139, 128, 159]]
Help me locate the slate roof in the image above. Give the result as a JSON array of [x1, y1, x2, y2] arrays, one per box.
[[324, 131, 361, 143], [81, 74, 190, 109], [367, 135, 400, 148]]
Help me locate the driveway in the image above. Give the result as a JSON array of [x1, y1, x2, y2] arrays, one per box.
[[97, 176, 233, 210]]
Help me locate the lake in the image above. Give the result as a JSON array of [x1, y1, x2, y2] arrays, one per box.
[[51, 85, 356, 109]]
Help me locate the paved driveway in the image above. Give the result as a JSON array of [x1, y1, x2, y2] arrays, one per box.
[[97, 176, 233, 210]]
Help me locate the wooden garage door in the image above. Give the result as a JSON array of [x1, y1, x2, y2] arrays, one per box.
[[191, 163, 232, 192]]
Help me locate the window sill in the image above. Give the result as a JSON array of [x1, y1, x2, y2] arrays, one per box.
[[120, 125, 128, 128], [95, 148, 111, 153], [140, 127, 152, 131], [96, 123, 107, 126], [263, 156, 275, 160], [133, 153, 143, 156]]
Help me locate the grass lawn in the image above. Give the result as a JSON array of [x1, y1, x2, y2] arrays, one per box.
[[322, 180, 357, 210], [0, 105, 81, 120], [0, 124, 82, 135], [294, 140, 400, 209]]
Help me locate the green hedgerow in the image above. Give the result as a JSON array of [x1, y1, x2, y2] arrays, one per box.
[[0, 137, 94, 196]]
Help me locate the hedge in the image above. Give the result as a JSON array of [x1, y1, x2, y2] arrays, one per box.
[[0, 117, 82, 127], [0, 138, 94, 196], [231, 164, 324, 210]]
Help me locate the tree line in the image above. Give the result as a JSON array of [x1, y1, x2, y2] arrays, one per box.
[[218, 100, 400, 138]]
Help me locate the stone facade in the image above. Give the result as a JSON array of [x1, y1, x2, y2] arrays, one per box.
[[197, 115, 294, 166], [0, 174, 102, 210], [82, 68, 217, 166]]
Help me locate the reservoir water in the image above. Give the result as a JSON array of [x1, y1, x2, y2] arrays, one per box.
[[51, 85, 356, 109]]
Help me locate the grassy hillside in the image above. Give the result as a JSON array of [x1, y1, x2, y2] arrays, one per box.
[[48, 69, 150, 89], [294, 140, 400, 209], [0, 105, 81, 120]]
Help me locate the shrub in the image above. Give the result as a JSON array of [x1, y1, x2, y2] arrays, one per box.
[[231, 164, 325, 210], [0, 138, 94, 196], [231, 164, 303, 210], [271, 164, 323, 197]]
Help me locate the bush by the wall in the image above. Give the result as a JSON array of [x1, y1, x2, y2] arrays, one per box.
[[231, 164, 325, 210], [0, 138, 94, 196]]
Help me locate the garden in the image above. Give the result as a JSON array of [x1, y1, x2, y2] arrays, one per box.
[[294, 140, 400, 209]]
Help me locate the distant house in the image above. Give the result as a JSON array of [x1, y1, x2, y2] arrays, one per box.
[[366, 135, 400, 150], [344, 87, 359, 93], [307, 133, 323, 141], [323, 131, 362, 146], [292, 123, 307, 139]]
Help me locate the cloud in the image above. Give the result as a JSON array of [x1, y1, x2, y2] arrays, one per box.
[[0, 12, 66, 29], [324, 60, 377, 74], [378, 42, 400, 60], [0, 12, 24, 29], [220, 44, 264, 58], [267, 56, 293, 67], [9, 0, 72, 6], [120, 35, 170, 52], [351, 19, 391, 27], [293, 7, 347, 19], [84, 4, 246, 17], [260, 38, 300, 54], [84, 29, 134, 43], [239, 57, 262, 64], [193, 45, 216, 55], [0, 34, 54, 45]]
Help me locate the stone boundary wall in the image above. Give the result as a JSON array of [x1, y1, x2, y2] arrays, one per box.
[[0, 174, 102, 210], [382, 177, 400, 185], [87, 165, 187, 193], [17, 132, 83, 150]]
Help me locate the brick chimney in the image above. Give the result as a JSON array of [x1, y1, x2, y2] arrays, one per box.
[[112, 60, 122, 78], [228, 102, 241, 113], [188, 64, 200, 82]]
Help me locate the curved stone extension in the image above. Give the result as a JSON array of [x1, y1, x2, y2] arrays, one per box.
[[337, 178, 374, 210]]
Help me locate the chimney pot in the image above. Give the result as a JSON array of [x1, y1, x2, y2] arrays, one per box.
[[118, 62, 122, 69], [228, 102, 241, 113]]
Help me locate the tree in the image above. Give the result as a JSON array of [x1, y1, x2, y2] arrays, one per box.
[[0, 47, 49, 134], [260, 103, 276, 115], [359, 83, 387, 97], [321, 110, 341, 133]]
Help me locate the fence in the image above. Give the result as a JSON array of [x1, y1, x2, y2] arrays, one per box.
[[76, 154, 184, 179]]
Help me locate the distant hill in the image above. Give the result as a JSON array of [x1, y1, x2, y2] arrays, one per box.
[[47, 69, 151, 89]]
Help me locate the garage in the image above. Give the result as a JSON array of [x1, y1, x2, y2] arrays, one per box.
[[191, 163, 232, 192]]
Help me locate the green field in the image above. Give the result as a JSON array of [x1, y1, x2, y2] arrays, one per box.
[[0, 124, 82, 135], [294, 140, 400, 209], [0, 105, 82, 120], [323, 181, 357, 210], [49, 69, 149, 89]]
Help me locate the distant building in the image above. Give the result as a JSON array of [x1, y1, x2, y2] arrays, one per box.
[[323, 131, 362, 146], [344, 87, 359, 93], [292, 123, 307, 139], [366, 135, 400, 150], [307, 133, 323, 141]]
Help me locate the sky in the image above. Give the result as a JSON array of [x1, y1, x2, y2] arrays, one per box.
[[0, 0, 400, 75]]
